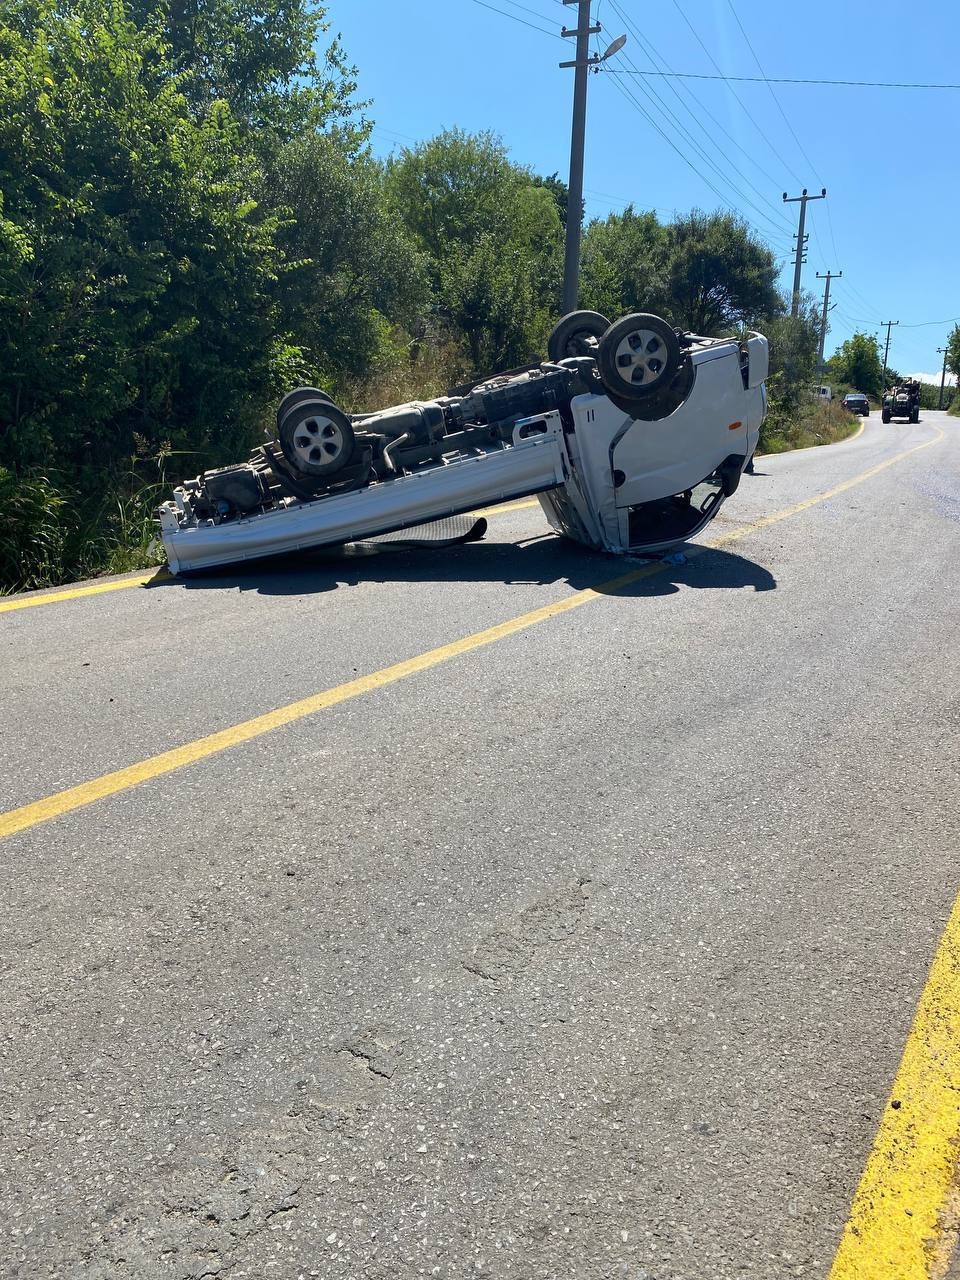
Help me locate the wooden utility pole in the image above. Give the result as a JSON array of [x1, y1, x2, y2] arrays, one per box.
[[560, 0, 600, 314], [937, 346, 949, 410], [815, 270, 841, 380], [783, 188, 826, 317], [880, 320, 899, 387]]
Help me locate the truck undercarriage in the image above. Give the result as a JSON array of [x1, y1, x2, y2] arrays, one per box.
[[158, 312, 769, 575]]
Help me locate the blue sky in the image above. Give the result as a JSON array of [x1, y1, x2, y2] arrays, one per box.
[[325, 0, 959, 380]]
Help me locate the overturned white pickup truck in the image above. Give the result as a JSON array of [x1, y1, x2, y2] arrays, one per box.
[[158, 310, 768, 575]]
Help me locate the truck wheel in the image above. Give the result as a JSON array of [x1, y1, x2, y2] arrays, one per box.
[[277, 386, 335, 432], [882, 408, 891, 424], [279, 400, 356, 477], [597, 313, 681, 400], [547, 310, 610, 362], [910, 409, 919, 423]]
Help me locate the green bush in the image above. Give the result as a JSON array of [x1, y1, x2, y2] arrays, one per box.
[[0, 467, 69, 592]]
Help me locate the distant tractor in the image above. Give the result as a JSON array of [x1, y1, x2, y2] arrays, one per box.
[[881, 380, 920, 424]]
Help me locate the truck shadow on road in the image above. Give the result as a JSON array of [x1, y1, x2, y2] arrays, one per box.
[[147, 534, 776, 599]]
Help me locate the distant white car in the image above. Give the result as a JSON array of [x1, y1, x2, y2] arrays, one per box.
[[158, 311, 769, 575], [814, 384, 833, 402]]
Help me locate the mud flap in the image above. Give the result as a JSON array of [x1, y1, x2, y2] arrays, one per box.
[[718, 454, 747, 497]]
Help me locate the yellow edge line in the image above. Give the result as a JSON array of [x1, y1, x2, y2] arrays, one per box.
[[827, 890, 960, 1280], [0, 570, 166, 613], [0, 426, 942, 846], [4, 425, 959, 1272], [0, 502, 543, 615]]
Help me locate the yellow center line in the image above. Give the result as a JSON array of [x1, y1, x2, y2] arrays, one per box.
[[0, 559, 663, 841], [2, 425, 958, 1273], [0, 425, 942, 845], [0, 570, 168, 614], [0, 502, 544, 615], [472, 497, 542, 517]]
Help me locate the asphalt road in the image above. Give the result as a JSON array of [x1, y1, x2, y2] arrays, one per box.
[[2, 412, 959, 1280]]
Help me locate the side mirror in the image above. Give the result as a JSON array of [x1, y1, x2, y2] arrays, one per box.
[[745, 333, 769, 389]]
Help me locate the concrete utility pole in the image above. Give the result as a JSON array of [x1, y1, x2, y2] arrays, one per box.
[[783, 188, 827, 317], [815, 270, 841, 380], [880, 320, 899, 387], [560, 0, 600, 314], [937, 346, 949, 410]]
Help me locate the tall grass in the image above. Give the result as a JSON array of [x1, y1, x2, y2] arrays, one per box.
[[760, 398, 862, 455], [0, 458, 171, 595], [337, 339, 469, 414]]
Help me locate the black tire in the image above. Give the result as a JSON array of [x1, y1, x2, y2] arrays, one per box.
[[547, 310, 611, 362], [597, 313, 681, 401], [910, 409, 919, 424], [279, 400, 356, 477], [881, 408, 891, 424], [277, 386, 334, 432]]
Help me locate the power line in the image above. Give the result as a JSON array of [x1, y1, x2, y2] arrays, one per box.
[[465, 0, 565, 40], [371, 126, 419, 146], [466, 0, 791, 251], [584, 187, 678, 218], [493, 0, 568, 25], [901, 316, 960, 329], [824, 201, 842, 268], [723, 0, 822, 186], [804, 200, 828, 280], [668, 0, 803, 189], [834, 312, 960, 329], [604, 0, 794, 235], [723, 1, 835, 295], [594, 15, 794, 245], [604, 70, 960, 90], [831, 280, 883, 324], [602, 73, 792, 255]]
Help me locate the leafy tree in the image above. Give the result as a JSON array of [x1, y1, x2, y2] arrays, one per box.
[[758, 300, 821, 449], [579, 207, 668, 321], [662, 211, 780, 334], [918, 381, 955, 411], [386, 130, 525, 271], [580, 208, 779, 335], [386, 130, 562, 369], [946, 322, 960, 382], [531, 172, 572, 229], [439, 236, 538, 370], [0, 0, 290, 477], [125, 0, 360, 143], [269, 131, 429, 384], [827, 332, 884, 396]]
